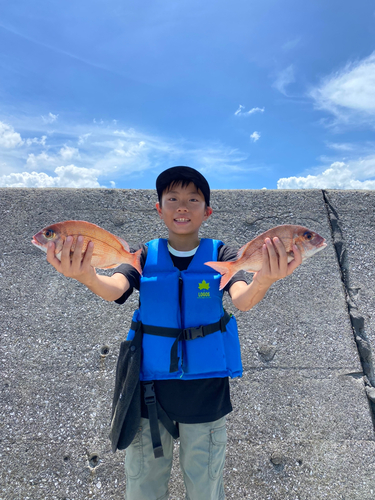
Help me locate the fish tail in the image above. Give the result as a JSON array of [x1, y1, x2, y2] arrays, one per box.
[[131, 248, 143, 275], [204, 261, 237, 291]]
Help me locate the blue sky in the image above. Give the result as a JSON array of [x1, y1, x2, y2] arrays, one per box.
[[0, 0, 375, 189]]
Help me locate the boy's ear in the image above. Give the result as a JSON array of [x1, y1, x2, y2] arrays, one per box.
[[155, 202, 163, 218], [204, 206, 213, 220]]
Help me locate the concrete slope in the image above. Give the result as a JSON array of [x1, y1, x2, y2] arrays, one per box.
[[0, 188, 374, 500]]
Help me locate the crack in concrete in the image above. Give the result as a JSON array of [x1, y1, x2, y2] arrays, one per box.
[[322, 190, 375, 427]]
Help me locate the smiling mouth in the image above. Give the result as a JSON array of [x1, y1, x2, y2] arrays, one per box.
[[174, 218, 190, 222]]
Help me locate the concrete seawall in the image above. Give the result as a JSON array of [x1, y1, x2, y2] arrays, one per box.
[[1, 188, 374, 500]]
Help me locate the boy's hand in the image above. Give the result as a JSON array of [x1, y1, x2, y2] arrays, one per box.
[[253, 237, 302, 289], [46, 235, 97, 285], [230, 237, 303, 311]]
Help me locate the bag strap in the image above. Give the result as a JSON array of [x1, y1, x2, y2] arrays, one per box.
[[143, 381, 179, 459], [144, 381, 163, 458]]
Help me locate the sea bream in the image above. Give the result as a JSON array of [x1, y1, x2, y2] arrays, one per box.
[[205, 224, 327, 290], [32, 220, 142, 274]]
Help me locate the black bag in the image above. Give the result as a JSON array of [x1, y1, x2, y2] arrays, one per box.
[[109, 323, 143, 452]]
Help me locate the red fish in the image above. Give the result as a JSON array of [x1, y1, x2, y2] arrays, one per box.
[[205, 224, 326, 290], [32, 220, 142, 274]]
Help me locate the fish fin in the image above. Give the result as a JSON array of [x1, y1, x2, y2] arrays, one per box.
[[236, 242, 249, 260], [204, 261, 237, 291], [131, 248, 143, 275], [117, 236, 130, 253], [99, 263, 120, 269]]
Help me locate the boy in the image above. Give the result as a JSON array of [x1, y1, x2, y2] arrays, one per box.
[[47, 166, 302, 500]]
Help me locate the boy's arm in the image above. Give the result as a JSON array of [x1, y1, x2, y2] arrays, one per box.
[[229, 237, 302, 312], [46, 236, 130, 302]]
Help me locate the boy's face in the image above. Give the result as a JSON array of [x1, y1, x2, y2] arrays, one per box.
[[156, 182, 212, 240]]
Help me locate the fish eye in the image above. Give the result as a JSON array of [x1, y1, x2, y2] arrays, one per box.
[[44, 229, 56, 239], [303, 231, 313, 240]]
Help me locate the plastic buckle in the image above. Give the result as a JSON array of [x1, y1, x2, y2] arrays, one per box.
[[183, 326, 204, 340], [144, 382, 156, 405], [154, 446, 164, 458]]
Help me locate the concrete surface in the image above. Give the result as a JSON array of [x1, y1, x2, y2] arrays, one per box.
[[0, 188, 374, 500]]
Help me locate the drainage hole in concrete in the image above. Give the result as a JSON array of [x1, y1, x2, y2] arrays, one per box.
[[88, 452, 100, 468], [100, 345, 110, 357]]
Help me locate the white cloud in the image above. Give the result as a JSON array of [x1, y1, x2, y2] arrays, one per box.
[[113, 128, 137, 138], [277, 156, 375, 189], [250, 131, 260, 142], [234, 105, 264, 116], [60, 145, 79, 160], [194, 147, 249, 174], [41, 112, 58, 124], [0, 171, 55, 187], [272, 65, 295, 95], [0, 121, 24, 148], [26, 151, 57, 169], [25, 135, 47, 146], [282, 38, 301, 51], [78, 133, 91, 145], [26, 146, 80, 169], [0, 120, 253, 186], [113, 141, 145, 157], [326, 142, 354, 152], [0, 165, 101, 188], [92, 134, 152, 174], [54, 165, 100, 187], [234, 105, 245, 116], [310, 52, 375, 124], [247, 107, 265, 115]]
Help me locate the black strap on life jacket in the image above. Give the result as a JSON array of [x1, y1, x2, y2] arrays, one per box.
[[131, 310, 232, 373], [143, 381, 179, 458]]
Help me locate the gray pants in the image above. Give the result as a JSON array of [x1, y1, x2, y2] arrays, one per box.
[[124, 416, 227, 500]]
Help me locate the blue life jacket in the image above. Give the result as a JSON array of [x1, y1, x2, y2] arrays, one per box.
[[127, 238, 243, 381]]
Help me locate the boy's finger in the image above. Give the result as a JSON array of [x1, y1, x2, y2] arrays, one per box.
[[261, 242, 270, 272], [273, 237, 288, 275], [71, 236, 84, 266], [265, 238, 279, 274], [82, 241, 94, 266], [46, 241, 55, 261], [287, 244, 303, 274], [46, 241, 62, 270], [61, 236, 73, 263], [273, 237, 286, 257]]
